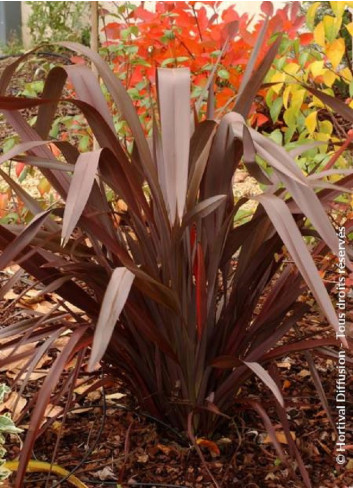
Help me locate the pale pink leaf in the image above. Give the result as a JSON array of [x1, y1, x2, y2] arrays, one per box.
[[88, 268, 134, 371]]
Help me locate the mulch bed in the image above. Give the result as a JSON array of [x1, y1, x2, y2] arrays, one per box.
[[25, 361, 352, 489], [1, 284, 352, 488]]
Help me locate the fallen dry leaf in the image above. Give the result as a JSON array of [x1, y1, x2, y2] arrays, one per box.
[[71, 407, 91, 414], [32, 301, 57, 314], [0, 392, 27, 421], [218, 437, 232, 445], [74, 380, 102, 397], [196, 438, 220, 457], [276, 361, 291, 370], [137, 454, 149, 463], [156, 443, 173, 455], [5, 353, 50, 381], [44, 404, 62, 419], [54, 295, 85, 314], [265, 472, 278, 481], [105, 392, 126, 401], [87, 389, 102, 402], [6, 370, 48, 381], [0, 343, 38, 372], [263, 431, 296, 445], [74, 383, 92, 395], [298, 369, 311, 378], [3, 290, 19, 300], [92, 466, 117, 481], [52, 336, 70, 350]]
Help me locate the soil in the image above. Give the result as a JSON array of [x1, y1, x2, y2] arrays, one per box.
[[0, 262, 352, 488]]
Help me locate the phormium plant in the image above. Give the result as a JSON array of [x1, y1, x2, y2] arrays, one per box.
[[0, 10, 352, 487]]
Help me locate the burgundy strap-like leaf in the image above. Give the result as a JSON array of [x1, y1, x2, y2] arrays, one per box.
[[35, 66, 67, 139], [242, 125, 272, 185], [62, 150, 102, 246], [256, 193, 346, 347], [0, 210, 51, 270], [234, 34, 282, 117], [195, 243, 206, 340], [15, 327, 88, 486], [237, 14, 269, 98], [88, 267, 135, 371], [64, 64, 116, 132], [243, 361, 284, 407], [158, 68, 191, 224]]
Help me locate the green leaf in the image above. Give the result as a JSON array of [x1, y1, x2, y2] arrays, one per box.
[[3, 137, 18, 153], [268, 129, 283, 146], [78, 134, 90, 153], [0, 415, 23, 434], [306, 2, 320, 30], [161, 57, 189, 67], [218, 69, 230, 80], [0, 385, 10, 404], [270, 97, 283, 123]]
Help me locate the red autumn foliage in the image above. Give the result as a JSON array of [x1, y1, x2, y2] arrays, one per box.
[[100, 2, 305, 127]]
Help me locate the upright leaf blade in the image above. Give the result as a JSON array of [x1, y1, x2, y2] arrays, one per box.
[[195, 243, 206, 340], [237, 15, 269, 97], [63, 65, 116, 132], [62, 150, 101, 246], [234, 34, 282, 117], [243, 361, 284, 407], [256, 193, 346, 347], [158, 68, 191, 223], [88, 268, 135, 371]]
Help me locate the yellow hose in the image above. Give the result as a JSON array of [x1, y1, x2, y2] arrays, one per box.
[[3, 460, 88, 488]]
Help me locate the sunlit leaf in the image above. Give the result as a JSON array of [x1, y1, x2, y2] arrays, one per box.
[[88, 267, 134, 370], [329, 1, 345, 19], [244, 361, 284, 407], [62, 150, 101, 246], [306, 2, 320, 30], [346, 21, 353, 37], [326, 38, 345, 69], [323, 15, 341, 42], [323, 69, 338, 87], [314, 21, 325, 47], [310, 60, 325, 78], [305, 111, 317, 134], [158, 68, 190, 224]]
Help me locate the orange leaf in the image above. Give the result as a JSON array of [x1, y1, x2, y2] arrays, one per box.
[[196, 438, 220, 457], [103, 22, 121, 40], [299, 33, 313, 45], [261, 1, 274, 17], [49, 143, 61, 158], [37, 178, 51, 196], [253, 113, 269, 128], [0, 192, 9, 217], [70, 56, 86, 65], [15, 162, 25, 178], [134, 6, 155, 22], [263, 431, 296, 445]]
